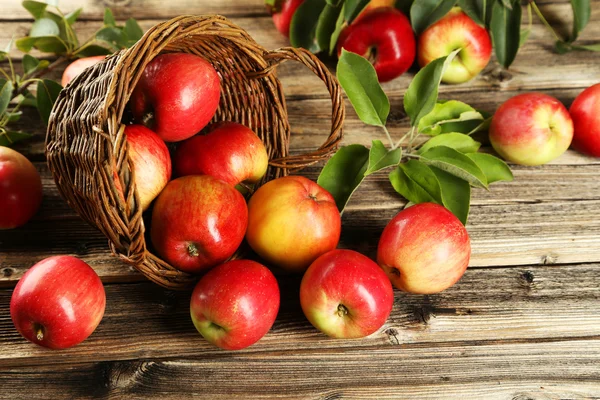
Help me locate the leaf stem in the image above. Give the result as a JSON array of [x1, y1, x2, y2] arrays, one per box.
[[13, 57, 68, 98], [393, 126, 414, 150], [0, 68, 11, 81], [381, 125, 394, 149], [530, 1, 563, 43]]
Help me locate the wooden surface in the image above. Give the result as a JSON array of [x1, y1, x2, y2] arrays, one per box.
[[1, 0, 600, 398]]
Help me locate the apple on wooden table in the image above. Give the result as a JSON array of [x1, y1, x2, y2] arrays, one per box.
[[569, 83, 600, 157], [267, 0, 304, 37], [61, 56, 106, 86]]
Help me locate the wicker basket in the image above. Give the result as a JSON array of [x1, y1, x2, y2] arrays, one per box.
[[45, 15, 345, 290]]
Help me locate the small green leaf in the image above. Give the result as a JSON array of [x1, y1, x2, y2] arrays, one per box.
[[344, 0, 370, 22], [519, 28, 531, 47], [96, 27, 123, 48], [290, 0, 327, 53], [5, 111, 23, 122], [410, 0, 457, 35], [556, 41, 600, 54], [46, 0, 59, 7], [329, 5, 346, 55], [22, 0, 48, 19], [22, 54, 40, 75], [65, 8, 83, 25], [418, 100, 484, 135], [124, 18, 144, 45], [22, 36, 68, 54], [389, 160, 442, 204], [499, 0, 512, 9], [76, 44, 113, 57], [316, 4, 342, 53], [0, 131, 34, 147], [490, 0, 522, 68], [30, 18, 60, 37], [418, 132, 481, 154], [570, 0, 590, 41], [365, 140, 402, 176], [420, 145, 488, 188], [430, 166, 471, 224], [466, 152, 513, 184], [317, 144, 370, 212], [458, 0, 494, 27], [104, 8, 117, 27], [0, 79, 14, 116], [404, 49, 459, 128], [36, 79, 63, 125], [326, 0, 343, 5], [337, 49, 390, 126]]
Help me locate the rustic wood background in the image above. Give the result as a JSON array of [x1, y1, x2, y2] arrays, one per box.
[[1, 0, 600, 398]]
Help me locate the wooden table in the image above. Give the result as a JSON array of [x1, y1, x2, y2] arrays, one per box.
[[2, 1, 600, 398]]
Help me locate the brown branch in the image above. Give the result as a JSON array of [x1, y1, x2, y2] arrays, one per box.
[[12, 56, 70, 98]]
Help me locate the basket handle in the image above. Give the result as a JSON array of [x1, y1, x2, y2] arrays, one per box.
[[256, 47, 345, 170]]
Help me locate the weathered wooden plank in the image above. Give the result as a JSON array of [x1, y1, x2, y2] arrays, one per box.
[[2, 339, 600, 399], [0, 263, 599, 369]]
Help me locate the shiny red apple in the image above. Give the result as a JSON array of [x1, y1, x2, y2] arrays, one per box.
[[300, 249, 394, 339], [337, 7, 415, 83], [246, 176, 341, 273], [190, 259, 280, 350], [151, 175, 248, 274], [10, 256, 106, 349], [0, 146, 42, 230], [61, 56, 105, 86], [569, 83, 600, 157], [268, 0, 304, 37], [125, 125, 171, 210], [377, 203, 471, 294], [131, 53, 221, 142], [174, 122, 268, 186]]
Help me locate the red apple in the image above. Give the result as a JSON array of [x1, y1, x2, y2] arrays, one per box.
[[190, 259, 280, 350], [337, 8, 415, 83], [10, 256, 106, 349], [418, 7, 492, 84], [490, 92, 574, 165], [377, 203, 471, 294], [174, 122, 268, 186], [131, 53, 221, 142], [354, 0, 397, 22], [300, 249, 394, 339], [246, 176, 341, 273], [569, 83, 600, 157], [61, 56, 105, 86], [125, 125, 171, 210], [0, 146, 42, 230], [268, 0, 304, 38], [151, 175, 248, 274]]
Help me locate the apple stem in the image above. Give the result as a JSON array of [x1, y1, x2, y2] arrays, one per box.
[[187, 243, 199, 258], [33, 324, 44, 341], [337, 304, 349, 317], [142, 111, 156, 129]]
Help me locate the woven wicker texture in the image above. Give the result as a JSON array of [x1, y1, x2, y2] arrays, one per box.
[[46, 15, 345, 289]]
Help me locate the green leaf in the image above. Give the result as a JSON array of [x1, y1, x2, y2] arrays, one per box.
[[337, 49, 390, 126], [403, 49, 459, 127], [329, 5, 346, 55], [430, 166, 471, 224], [520, 28, 531, 47], [0, 131, 34, 147], [0, 79, 14, 116], [365, 140, 402, 176], [36, 79, 63, 125], [570, 0, 590, 41], [124, 18, 144, 45], [316, 4, 342, 53], [5, 111, 23, 122], [420, 145, 488, 188], [75, 44, 113, 57], [458, 0, 494, 27], [499, 0, 512, 9], [326, 0, 343, 5], [410, 0, 457, 35], [418, 133, 481, 155], [22, 0, 48, 19], [317, 144, 370, 212], [289, 0, 327, 53], [466, 152, 513, 184], [556, 41, 600, 54], [389, 161, 442, 204], [104, 8, 117, 27], [65, 8, 83, 25], [30, 18, 60, 37], [396, 0, 415, 16], [344, 0, 370, 22], [46, 0, 58, 7], [418, 100, 484, 135], [96, 27, 123, 47], [490, 0, 522, 68], [17, 36, 68, 54], [22, 54, 40, 75]]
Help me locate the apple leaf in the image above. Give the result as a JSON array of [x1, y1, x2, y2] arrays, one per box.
[[410, 0, 457, 35], [490, 0, 522, 68], [418, 100, 484, 135], [457, 0, 494, 27], [317, 144, 370, 212], [22, 0, 48, 19], [30, 18, 60, 37], [570, 0, 590, 41], [124, 18, 144, 45], [316, 4, 342, 53], [396, 0, 415, 16], [104, 8, 117, 27], [22, 54, 40, 75], [65, 8, 83, 25], [389, 160, 442, 205], [418, 132, 481, 155], [0, 131, 34, 147], [420, 145, 488, 188], [329, 4, 347, 55], [36, 79, 63, 125], [0, 79, 14, 116], [403, 49, 459, 128], [344, 0, 370, 22], [466, 153, 513, 184], [430, 166, 471, 224], [365, 140, 402, 176], [337, 49, 390, 127], [290, 0, 327, 53], [76, 44, 113, 57]]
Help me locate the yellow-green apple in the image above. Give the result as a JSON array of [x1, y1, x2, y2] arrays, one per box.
[[190, 259, 280, 350], [131, 53, 220, 142], [125, 125, 171, 211], [246, 176, 341, 272], [300, 249, 394, 339], [174, 122, 268, 186], [0, 146, 42, 229], [61, 55, 105, 86], [337, 8, 415, 82], [151, 175, 248, 273], [569, 83, 600, 157], [10, 256, 106, 349], [377, 203, 471, 294], [267, 0, 304, 37], [418, 7, 492, 84], [490, 92, 574, 165]]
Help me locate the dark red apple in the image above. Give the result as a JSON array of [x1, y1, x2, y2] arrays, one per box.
[[0, 146, 42, 230], [569, 83, 600, 157], [300, 249, 394, 339], [151, 175, 248, 274], [174, 122, 268, 186], [337, 7, 415, 83], [190, 259, 280, 350], [10, 256, 106, 349], [268, 0, 304, 38], [131, 53, 221, 142]]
